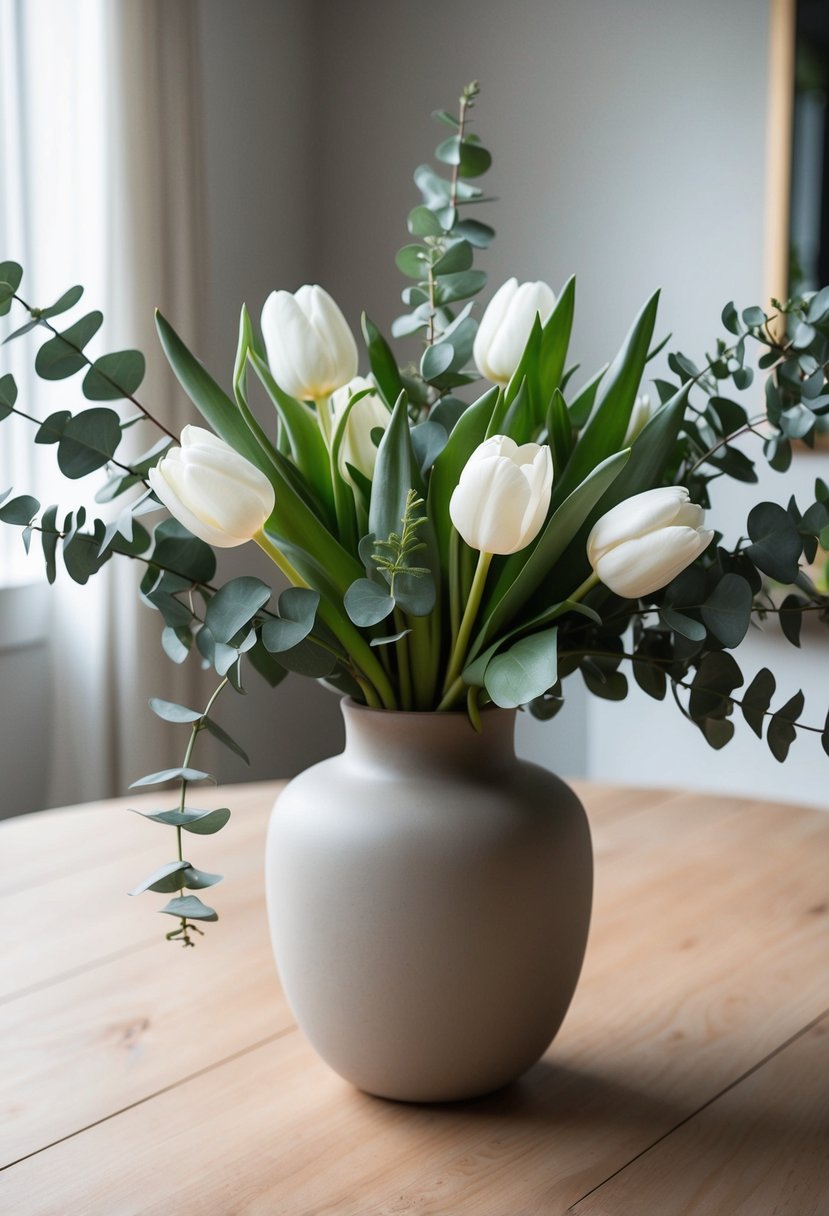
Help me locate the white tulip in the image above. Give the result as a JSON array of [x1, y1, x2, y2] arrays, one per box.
[[449, 435, 553, 555], [473, 277, 556, 384], [623, 393, 656, 446], [148, 425, 275, 549], [330, 376, 391, 481], [587, 486, 714, 599], [260, 284, 358, 401]]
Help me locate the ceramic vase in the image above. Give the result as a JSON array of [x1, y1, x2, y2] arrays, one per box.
[[265, 698, 592, 1103]]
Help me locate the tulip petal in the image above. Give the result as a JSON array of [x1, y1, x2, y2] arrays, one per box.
[[594, 525, 714, 599], [587, 486, 691, 562]]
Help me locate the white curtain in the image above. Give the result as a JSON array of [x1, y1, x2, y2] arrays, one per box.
[[0, 0, 211, 804]]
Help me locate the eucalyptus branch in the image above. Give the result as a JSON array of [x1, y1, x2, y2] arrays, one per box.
[[449, 81, 478, 213], [684, 414, 768, 477], [4, 401, 138, 478], [167, 675, 230, 948], [558, 647, 826, 738], [12, 291, 177, 441]]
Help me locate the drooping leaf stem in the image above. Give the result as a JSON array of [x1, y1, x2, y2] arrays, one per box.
[[12, 291, 177, 441], [559, 646, 827, 740], [167, 675, 230, 948], [255, 528, 397, 710]]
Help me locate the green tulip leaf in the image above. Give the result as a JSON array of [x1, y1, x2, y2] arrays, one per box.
[[361, 314, 404, 409]]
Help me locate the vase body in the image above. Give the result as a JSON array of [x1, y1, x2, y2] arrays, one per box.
[[265, 699, 592, 1103]]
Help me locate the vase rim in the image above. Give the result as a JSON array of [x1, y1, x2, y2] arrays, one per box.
[[340, 696, 515, 721]]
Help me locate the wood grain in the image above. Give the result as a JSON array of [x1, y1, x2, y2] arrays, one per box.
[[573, 1010, 829, 1215], [1, 780, 827, 1213]]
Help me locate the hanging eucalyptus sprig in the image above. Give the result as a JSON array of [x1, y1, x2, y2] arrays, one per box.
[[128, 675, 237, 947]]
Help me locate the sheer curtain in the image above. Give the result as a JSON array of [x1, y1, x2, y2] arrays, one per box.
[[0, 0, 210, 804]]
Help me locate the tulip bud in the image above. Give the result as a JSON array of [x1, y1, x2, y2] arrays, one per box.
[[587, 486, 713, 599], [148, 425, 275, 548], [449, 435, 553, 555], [473, 278, 556, 384], [623, 393, 655, 446], [330, 376, 391, 482], [260, 284, 359, 401]]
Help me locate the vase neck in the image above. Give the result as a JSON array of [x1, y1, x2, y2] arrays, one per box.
[[340, 700, 517, 777]]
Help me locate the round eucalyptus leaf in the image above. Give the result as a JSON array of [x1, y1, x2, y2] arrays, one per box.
[[159, 894, 218, 922], [395, 244, 428, 280], [57, 407, 122, 478], [483, 628, 559, 709], [35, 311, 103, 380], [344, 577, 394, 627], [82, 349, 146, 400], [407, 205, 444, 237], [700, 573, 752, 648], [148, 697, 202, 724], [420, 342, 454, 383], [0, 373, 17, 418], [0, 494, 39, 525], [40, 284, 84, 319], [203, 576, 271, 644]]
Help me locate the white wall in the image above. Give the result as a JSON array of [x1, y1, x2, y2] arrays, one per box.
[[8, 0, 825, 810]]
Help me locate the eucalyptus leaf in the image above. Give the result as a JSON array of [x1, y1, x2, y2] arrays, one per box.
[[148, 697, 202, 724], [35, 311, 103, 380], [483, 628, 559, 709], [129, 767, 215, 788], [82, 350, 146, 400], [204, 576, 271, 644], [700, 573, 753, 647], [0, 373, 17, 418], [0, 494, 39, 525], [766, 691, 805, 762], [344, 577, 395, 627], [129, 859, 188, 896], [159, 894, 218, 922]]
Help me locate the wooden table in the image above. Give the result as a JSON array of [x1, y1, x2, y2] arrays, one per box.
[[2, 779, 828, 1214]]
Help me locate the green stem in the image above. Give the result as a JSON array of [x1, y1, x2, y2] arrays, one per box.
[[171, 675, 229, 947], [393, 607, 413, 710], [449, 528, 461, 649], [313, 394, 333, 446], [254, 529, 398, 710], [442, 549, 492, 695]]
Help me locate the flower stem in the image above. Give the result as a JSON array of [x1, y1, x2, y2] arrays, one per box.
[[254, 529, 398, 710], [442, 549, 492, 695]]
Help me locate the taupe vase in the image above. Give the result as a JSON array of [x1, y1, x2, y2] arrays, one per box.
[[265, 698, 592, 1103]]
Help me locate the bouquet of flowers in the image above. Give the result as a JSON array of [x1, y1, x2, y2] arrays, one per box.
[[2, 83, 828, 944]]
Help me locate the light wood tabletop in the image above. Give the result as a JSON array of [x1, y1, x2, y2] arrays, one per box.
[[1, 777, 828, 1214]]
